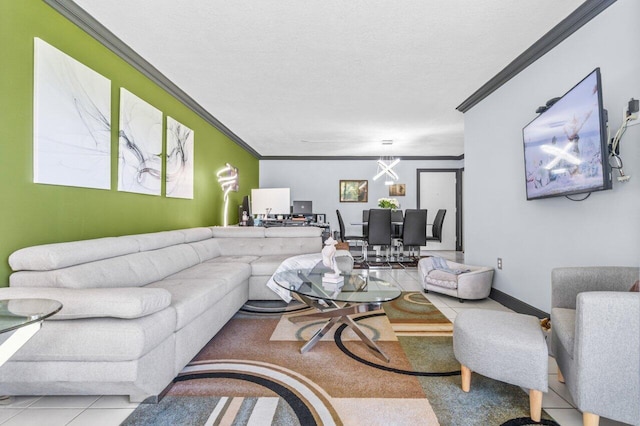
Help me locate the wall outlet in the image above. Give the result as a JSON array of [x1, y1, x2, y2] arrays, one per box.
[[497, 258, 503, 270]]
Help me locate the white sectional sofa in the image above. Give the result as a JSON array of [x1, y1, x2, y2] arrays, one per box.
[[0, 226, 327, 402]]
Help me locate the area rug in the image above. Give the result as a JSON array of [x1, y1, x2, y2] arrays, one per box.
[[123, 292, 559, 426]]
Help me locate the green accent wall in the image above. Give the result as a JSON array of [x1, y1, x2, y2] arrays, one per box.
[[0, 0, 259, 285]]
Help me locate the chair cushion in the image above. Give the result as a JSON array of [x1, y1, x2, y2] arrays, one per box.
[[551, 307, 576, 358]]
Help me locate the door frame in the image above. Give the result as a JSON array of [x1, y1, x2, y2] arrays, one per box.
[[416, 168, 464, 251]]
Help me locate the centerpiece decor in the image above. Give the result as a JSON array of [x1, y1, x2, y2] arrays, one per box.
[[321, 237, 344, 290], [378, 197, 400, 210]]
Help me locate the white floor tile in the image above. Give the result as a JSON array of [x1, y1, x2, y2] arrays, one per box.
[[394, 280, 423, 292], [0, 396, 42, 409], [67, 408, 135, 426], [541, 389, 573, 409], [0, 409, 23, 424], [545, 408, 584, 426], [1, 408, 84, 426], [548, 356, 558, 372], [548, 375, 575, 406], [89, 395, 139, 409], [30, 395, 100, 409], [435, 307, 457, 321]]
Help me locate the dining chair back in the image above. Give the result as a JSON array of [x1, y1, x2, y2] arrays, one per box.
[[367, 209, 392, 247], [402, 209, 427, 260], [427, 209, 446, 243]]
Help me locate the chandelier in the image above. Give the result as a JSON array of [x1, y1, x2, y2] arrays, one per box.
[[373, 140, 399, 185]]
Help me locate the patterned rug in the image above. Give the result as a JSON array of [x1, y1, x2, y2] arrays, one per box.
[[123, 293, 559, 426]]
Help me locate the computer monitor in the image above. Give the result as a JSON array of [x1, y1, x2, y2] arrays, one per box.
[[251, 188, 291, 216], [292, 200, 312, 215]]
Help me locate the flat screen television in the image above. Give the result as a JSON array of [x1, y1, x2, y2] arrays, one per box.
[[522, 68, 611, 200]]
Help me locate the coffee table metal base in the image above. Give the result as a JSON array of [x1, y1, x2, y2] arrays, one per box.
[[289, 294, 390, 362]]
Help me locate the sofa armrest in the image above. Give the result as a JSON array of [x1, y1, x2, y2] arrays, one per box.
[[573, 291, 640, 422], [457, 268, 494, 299], [551, 267, 639, 309], [0, 287, 171, 320]]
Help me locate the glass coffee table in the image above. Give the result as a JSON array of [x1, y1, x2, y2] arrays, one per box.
[[273, 270, 401, 362]]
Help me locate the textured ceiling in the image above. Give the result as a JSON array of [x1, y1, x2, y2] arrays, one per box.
[[73, 0, 585, 157]]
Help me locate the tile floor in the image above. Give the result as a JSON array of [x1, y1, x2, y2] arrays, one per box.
[[0, 253, 629, 425]]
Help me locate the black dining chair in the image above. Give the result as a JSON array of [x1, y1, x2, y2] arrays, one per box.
[[362, 210, 369, 240], [366, 209, 392, 266], [336, 209, 367, 259], [401, 209, 427, 261], [390, 210, 404, 261], [426, 209, 446, 243]]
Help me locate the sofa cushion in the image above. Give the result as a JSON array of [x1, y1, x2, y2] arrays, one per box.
[[167, 262, 251, 282], [10, 244, 200, 289], [264, 227, 321, 238], [179, 227, 213, 243], [188, 239, 222, 262], [129, 230, 186, 251], [425, 269, 459, 289], [211, 226, 265, 238], [8, 237, 140, 272], [249, 255, 294, 276], [10, 308, 176, 362], [156, 262, 251, 329], [551, 307, 576, 358], [0, 287, 171, 320], [208, 255, 260, 265]]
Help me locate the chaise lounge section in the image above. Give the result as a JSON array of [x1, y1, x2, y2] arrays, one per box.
[[0, 226, 324, 402]]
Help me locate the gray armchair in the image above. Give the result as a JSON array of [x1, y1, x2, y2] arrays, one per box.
[[550, 267, 639, 426]]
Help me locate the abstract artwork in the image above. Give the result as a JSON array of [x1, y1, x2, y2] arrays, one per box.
[[33, 38, 111, 189], [166, 116, 194, 199], [118, 88, 162, 196], [388, 183, 406, 196], [339, 180, 368, 202]]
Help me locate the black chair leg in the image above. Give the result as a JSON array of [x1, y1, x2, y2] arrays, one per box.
[[423, 288, 429, 294], [458, 298, 464, 303]]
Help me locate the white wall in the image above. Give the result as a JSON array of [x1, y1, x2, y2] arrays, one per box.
[[260, 159, 463, 238], [464, 0, 640, 312]]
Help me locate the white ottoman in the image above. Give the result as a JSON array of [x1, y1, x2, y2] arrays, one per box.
[[453, 309, 548, 422]]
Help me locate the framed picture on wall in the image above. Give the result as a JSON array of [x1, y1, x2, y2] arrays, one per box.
[[389, 184, 406, 196], [339, 180, 368, 202]]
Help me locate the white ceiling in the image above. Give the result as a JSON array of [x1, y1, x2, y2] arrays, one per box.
[[74, 0, 585, 157]]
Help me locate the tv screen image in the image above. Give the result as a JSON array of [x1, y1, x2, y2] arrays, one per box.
[[522, 68, 611, 200]]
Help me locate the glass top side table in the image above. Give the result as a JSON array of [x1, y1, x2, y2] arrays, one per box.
[[0, 299, 62, 367]]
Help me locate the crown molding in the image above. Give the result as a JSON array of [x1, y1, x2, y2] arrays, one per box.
[[44, 0, 261, 158], [456, 0, 617, 113], [260, 155, 464, 161]]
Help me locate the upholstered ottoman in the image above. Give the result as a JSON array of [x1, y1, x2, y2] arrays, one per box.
[[453, 309, 548, 422]]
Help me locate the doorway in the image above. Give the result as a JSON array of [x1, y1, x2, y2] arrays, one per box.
[[416, 169, 463, 251]]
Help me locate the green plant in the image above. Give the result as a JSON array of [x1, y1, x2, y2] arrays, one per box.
[[377, 197, 399, 209]]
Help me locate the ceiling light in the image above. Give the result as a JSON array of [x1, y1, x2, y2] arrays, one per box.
[[373, 140, 400, 183]]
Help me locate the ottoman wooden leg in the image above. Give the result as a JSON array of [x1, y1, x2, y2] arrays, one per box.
[[529, 389, 542, 422], [461, 365, 471, 392], [583, 412, 599, 426]]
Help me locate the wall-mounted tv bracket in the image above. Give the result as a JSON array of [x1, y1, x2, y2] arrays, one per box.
[[608, 98, 639, 182]]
